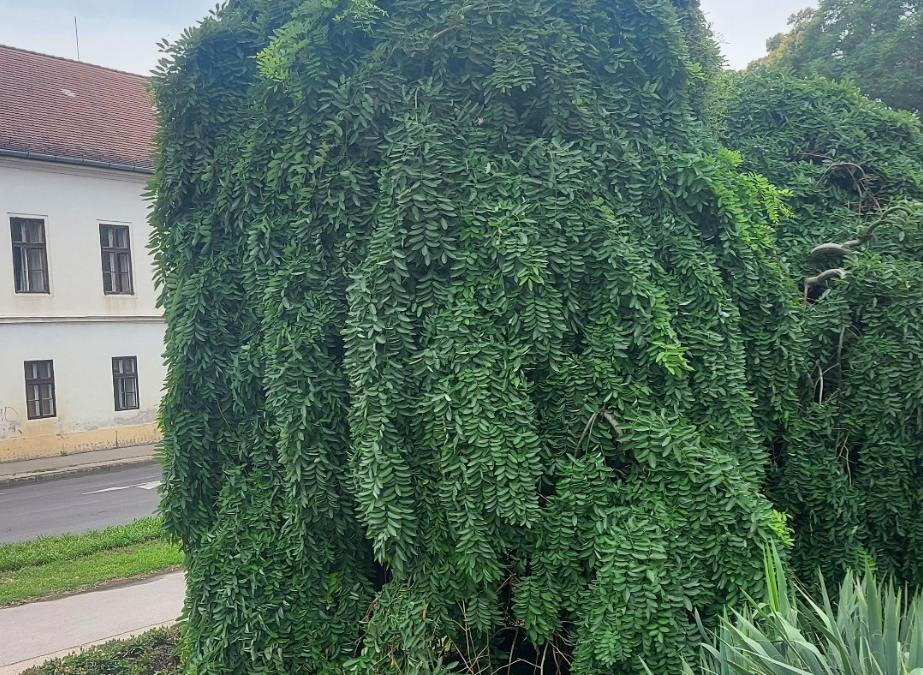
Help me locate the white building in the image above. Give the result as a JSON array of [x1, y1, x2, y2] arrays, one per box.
[[0, 45, 164, 462]]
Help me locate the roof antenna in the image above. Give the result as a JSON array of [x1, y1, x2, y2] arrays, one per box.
[[74, 16, 81, 61]]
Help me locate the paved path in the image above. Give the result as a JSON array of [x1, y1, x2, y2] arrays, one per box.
[[0, 465, 162, 543], [0, 572, 185, 674]]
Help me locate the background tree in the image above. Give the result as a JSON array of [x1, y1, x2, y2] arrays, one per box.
[[721, 68, 923, 587], [764, 0, 923, 114]]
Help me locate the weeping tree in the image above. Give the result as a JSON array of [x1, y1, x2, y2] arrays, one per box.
[[148, 2, 908, 675], [721, 69, 923, 589]]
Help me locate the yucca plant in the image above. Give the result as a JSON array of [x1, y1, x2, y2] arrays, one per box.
[[688, 546, 923, 675]]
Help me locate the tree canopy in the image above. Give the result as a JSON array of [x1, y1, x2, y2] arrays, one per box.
[[150, 2, 923, 675], [764, 0, 923, 114]]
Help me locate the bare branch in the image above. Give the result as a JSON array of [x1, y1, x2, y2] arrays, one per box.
[[600, 411, 624, 437], [815, 363, 825, 405], [806, 204, 912, 263], [430, 25, 457, 42], [804, 268, 847, 289], [797, 153, 883, 211], [808, 243, 853, 260], [856, 204, 912, 243], [576, 412, 598, 450]]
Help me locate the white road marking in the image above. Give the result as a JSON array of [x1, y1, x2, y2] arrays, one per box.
[[84, 480, 162, 495], [137, 481, 161, 490]]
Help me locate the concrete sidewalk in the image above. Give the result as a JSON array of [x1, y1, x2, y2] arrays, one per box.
[[0, 444, 158, 487], [0, 572, 185, 675]]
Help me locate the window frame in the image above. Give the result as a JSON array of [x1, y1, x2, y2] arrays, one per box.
[[112, 356, 140, 411], [10, 217, 51, 294], [24, 360, 56, 420], [99, 224, 134, 296]]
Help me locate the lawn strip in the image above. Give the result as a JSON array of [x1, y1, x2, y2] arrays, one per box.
[[0, 517, 164, 572], [0, 540, 182, 606]]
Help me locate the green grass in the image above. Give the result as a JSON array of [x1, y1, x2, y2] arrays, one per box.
[[0, 518, 183, 606], [22, 627, 181, 675], [0, 517, 165, 571]]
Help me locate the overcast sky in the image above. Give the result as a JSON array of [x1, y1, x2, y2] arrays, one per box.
[[0, 0, 813, 75]]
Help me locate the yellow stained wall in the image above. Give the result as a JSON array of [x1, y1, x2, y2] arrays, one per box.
[[0, 422, 161, 463]]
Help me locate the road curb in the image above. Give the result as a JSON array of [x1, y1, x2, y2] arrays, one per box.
[[0, 457, 159, 488]]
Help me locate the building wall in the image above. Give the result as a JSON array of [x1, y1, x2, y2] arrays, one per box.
[[0, 322, 166, 461], [0, 157, 165, 461]]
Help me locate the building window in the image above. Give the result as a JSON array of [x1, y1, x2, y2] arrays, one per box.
[[11, 218, 50, 294], [113, 357, 139, 411], [100, 225, 134, 295], [24, 360, 56, 420]]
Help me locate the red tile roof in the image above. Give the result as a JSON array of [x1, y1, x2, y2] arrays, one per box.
[[0, 45, 156, 171]]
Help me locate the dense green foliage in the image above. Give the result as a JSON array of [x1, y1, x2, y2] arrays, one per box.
[[151, 2, 923, 674], [689, 547, 923, 675], [721, 70, 923, 589], [764, 0, 922, 115], [22, 628, 181, 675]]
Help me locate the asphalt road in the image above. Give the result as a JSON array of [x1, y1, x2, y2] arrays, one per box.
[[0, 464, 163, 543]]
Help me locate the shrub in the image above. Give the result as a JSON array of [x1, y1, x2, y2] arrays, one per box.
[[21, 628, 181, 675], [689, 548, 923, 675]]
